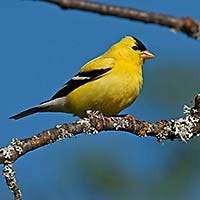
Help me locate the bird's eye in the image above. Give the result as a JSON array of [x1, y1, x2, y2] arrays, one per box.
[[132, 46, 139, 51]]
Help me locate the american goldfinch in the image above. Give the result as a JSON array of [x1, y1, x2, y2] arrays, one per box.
[[10, 36, 155, 120]]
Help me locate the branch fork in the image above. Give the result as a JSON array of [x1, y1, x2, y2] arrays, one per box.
[[1, 95, 199, 200]]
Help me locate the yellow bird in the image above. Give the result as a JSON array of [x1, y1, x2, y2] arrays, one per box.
[[10, 36, 155, 120]]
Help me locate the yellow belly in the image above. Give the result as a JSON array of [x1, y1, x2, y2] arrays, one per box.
[[64, 72, 142, 117]]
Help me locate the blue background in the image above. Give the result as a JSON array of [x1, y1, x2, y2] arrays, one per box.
[[1, 0, 200, 199]]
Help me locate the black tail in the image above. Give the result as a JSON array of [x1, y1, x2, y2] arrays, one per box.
[[10, 98, 63, 120], [9, 106, 42, 120]]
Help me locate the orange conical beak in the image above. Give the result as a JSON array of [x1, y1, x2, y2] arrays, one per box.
[[140, 50, 155, 59]]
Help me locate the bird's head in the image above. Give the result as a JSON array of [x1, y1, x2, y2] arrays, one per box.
[[107, 36, 155, 63]]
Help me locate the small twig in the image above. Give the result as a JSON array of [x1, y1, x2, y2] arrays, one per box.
[[3, 160, 22, 200], [37, 0, 200, 39]]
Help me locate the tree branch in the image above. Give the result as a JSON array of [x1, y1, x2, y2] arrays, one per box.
[[38, 0, 200, 39], [1, 94, 200, 165], [3, 161, 22, 200], [1, 93, 199, 199]]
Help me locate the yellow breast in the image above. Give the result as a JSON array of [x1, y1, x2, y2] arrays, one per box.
[[64, 62, 143, 117]]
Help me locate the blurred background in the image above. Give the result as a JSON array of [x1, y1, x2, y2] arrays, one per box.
[[0, 0, 200, 199]]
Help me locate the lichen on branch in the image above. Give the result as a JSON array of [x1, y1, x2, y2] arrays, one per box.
[[1, 94, 200, 200], [0, 94, 200, 165]]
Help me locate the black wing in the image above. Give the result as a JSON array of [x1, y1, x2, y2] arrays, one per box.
[[51, 68, 111, 100]]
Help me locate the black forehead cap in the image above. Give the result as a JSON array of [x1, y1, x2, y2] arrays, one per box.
[[133, 36, 147, 51]]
